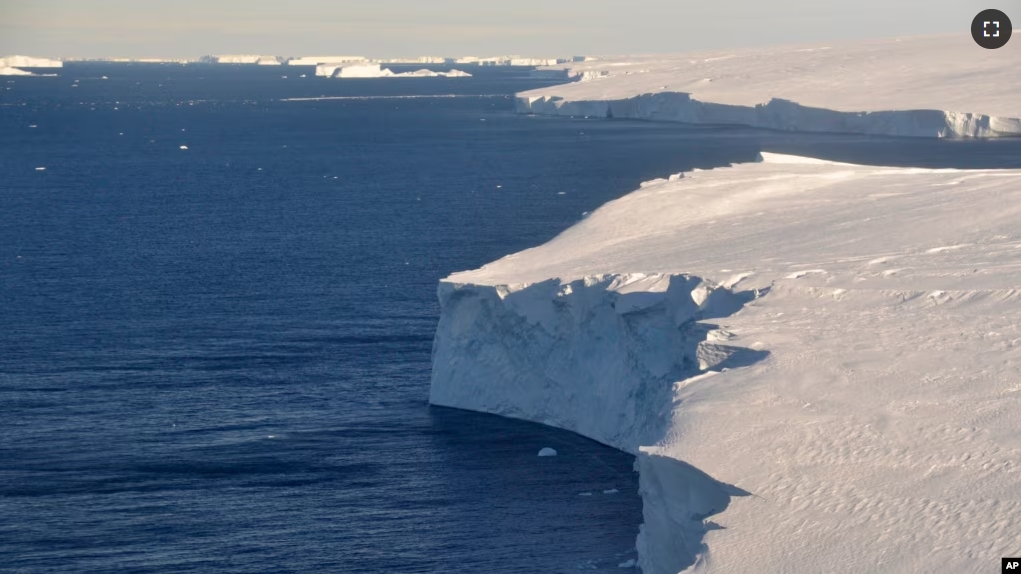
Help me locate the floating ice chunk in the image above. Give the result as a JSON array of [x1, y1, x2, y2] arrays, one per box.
[[578, 492, 593, 496], [618, 559, 636, 568], [179, 145, 188, 150], [538, 447, 557, 457], [603, 488, 619, 494], [35, 167, 45, 171]]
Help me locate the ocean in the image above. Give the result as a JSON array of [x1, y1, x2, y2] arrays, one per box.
[[2, 63, 1020, 574]]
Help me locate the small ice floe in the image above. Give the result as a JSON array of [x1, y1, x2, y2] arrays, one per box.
[[281, 75, 288, 79], [28, 124, 37, 128], [257, 167, 263, 171], [537, 447, 557, 457], [101, 76, 108, 80], [267, 435, 276, 439], [119, 132, 124, 136], [557, 191, 566, 195], [496, 184, 502, 188], [35, 167, 46, 171], [618, 559, 637, 568], [603, 488, 619, 494], [300, 74, 307, 78], [179, 145, 188, 150], [578, 492, 593, 496]]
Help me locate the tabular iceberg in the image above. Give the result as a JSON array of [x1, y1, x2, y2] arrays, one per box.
[[431, 153, 1021, 573], [316, 63, 471, 78], [516, 36, 1021, 138], [0, 55, 63, 68]]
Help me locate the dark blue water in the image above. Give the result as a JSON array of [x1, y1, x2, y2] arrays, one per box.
[[3, 63, 1021, 574]]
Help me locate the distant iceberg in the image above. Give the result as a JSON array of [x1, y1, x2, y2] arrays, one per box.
[[385, 68, 472, 78], [316, 63, 472, 78], [0, 55, 63, 68], [203, 55, 282, 65], [288, 56, 367, 66]]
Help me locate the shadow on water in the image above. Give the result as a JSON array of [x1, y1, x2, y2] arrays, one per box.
[[425, 406, 644, 572]]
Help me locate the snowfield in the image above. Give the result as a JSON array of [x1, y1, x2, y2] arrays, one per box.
[[516, 35, 1021, 138], [430, 153, 1021, 572]]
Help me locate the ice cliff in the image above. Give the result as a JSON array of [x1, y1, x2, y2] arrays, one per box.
[[515, 36, 1021, 138], [431, 153, 1021, 572]]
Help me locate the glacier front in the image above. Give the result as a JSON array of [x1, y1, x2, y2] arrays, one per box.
[[516, 35, 1021, 138], [430, 153, 1021, 573]]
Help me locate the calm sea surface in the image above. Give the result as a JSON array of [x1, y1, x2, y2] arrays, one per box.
[[2, 63, 1020, 574]]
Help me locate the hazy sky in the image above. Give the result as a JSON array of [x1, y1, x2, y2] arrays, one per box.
[[0, 0, 992, 58]]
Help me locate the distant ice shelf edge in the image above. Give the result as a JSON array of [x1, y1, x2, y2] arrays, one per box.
[[514, 93, 1021, 138]]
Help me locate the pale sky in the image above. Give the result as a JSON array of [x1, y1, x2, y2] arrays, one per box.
[[0, 0, 994, 59]]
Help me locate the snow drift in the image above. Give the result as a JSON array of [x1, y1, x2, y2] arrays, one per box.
[[516, 36, 1021, 137], [431, 153, 1021, 572]]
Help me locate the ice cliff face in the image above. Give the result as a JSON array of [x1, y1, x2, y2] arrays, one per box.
[[517, 35, 1021, 138], [517, 92, 1021, 138], [431, 273, 761, 573]]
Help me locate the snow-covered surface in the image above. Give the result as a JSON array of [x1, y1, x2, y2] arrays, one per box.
[[0, 55, 62, 68], [430, 153, 1021, 573], [538, 447, 558, 457], [517, 35, 1021, 137]]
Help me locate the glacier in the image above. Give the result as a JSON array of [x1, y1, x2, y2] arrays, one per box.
[[515, 36, 1021, 138], [430, 152, 1021, 572]]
